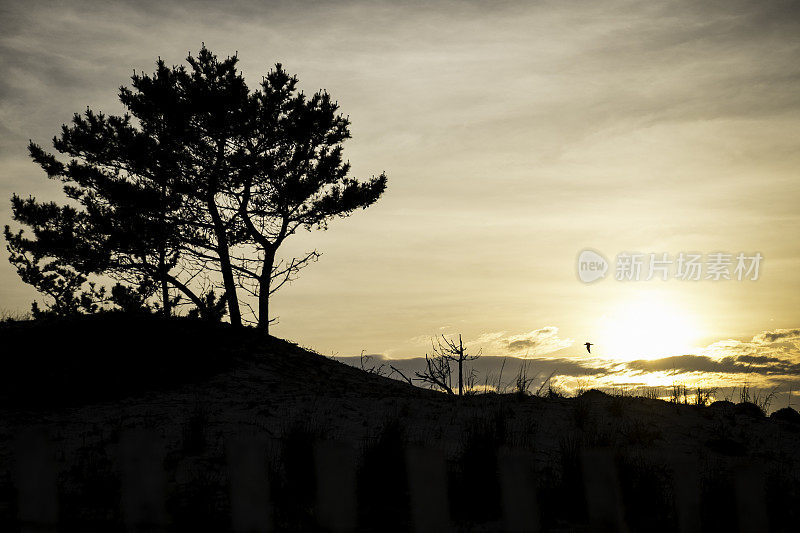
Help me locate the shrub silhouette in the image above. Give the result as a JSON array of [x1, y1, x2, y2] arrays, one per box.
[[709, 399, 735, 411], [770, 406, 800, 424], [734, 401, 765, 418]]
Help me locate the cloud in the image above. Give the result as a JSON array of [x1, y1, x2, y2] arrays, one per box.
[[406, 327, 571, 357], [701, 328, 800, 361], [407, 334, 433, 346], [472, 331, 507, 344], [626, 327, 800, 377], [624, 354, 799, 376], [754, 328, 800, 343], [626, 353, 800, 377], [498, 327, 574, 355]]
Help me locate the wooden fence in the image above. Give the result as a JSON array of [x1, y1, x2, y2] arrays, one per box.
[[8, 429, 770, 532]]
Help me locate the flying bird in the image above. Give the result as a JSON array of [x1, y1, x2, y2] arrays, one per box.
[[584, 342, 593, 353]]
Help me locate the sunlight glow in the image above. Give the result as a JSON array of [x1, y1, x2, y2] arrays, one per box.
[[595, 293, 702, 361]]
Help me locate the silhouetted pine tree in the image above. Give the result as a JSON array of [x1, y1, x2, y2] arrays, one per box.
[[119, 48, 253, 326], [5, 108, 190, 317], [4, 198, 106, 316], [5, 46, 387, 327], [237, 64, 387, 333]]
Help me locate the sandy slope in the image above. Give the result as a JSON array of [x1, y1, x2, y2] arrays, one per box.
[[1, 317, 799, 530]]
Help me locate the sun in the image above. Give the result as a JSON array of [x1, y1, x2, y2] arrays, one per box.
[[594, 292, 702, 361]]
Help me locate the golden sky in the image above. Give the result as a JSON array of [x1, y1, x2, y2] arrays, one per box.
[[1, 1, 799, 387]]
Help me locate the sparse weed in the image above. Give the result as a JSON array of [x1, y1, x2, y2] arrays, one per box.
[[739, 381, 753, 404], [513, 361, 537, 397], [545, 382, 565, 398], [694, 386, 717, 406], [464, 368, 479, 395], [670, 383, 690, 404], [535, 371, 558, 397], [738, 382, 778, 414], [572, 377, 590, 398], [639, 386, 662, 400], [608, 388, 631, 417]]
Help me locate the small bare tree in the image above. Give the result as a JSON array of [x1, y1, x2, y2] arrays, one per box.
[[414, 334, 479, 396], [414, 350, 454, 394]]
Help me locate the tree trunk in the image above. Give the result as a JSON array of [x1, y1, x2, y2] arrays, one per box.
[[158, 182, 170, 317], [207, 198, 242, 328], [217, 247, 241, 327], [257, 247, 276, 334], [458, 334, 464, 396], [161, 278, 170, 317], [158, 247, 171, 317]]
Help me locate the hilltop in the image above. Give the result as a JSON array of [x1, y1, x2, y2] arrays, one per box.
[[0, 314, 422, 409], [1, 315, 799, 531]]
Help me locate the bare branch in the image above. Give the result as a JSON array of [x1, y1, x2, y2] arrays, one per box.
[[389, 365, 413, 385], [414, 352, 454, 395]]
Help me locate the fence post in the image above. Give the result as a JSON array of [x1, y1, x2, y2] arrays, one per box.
[[14, 428, 58, 532], [314, 441, 357, 532], [119, 429, 167, 532], [671, 457, 701, 533], [405, 446, 450, 533], [581, 448, 628, 532], [735, 461, 768, 532], [498, 448, 540, 533], [227, 437, 272, 533]]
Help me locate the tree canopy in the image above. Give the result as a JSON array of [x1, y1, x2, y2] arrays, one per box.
[[4, 46, 388, 332]]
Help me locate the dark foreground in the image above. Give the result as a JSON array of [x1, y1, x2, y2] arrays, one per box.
[[1, 315, 799, 532]]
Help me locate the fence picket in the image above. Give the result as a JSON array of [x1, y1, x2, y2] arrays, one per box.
[[405, 446, 450, 533], [227, 437, 272, 533], [314, 441, 357, 531], [581, 448, 628, 532], [119, 429, 167, 532], [499, 448, 540, 533], [14, 428, 58, 533]]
